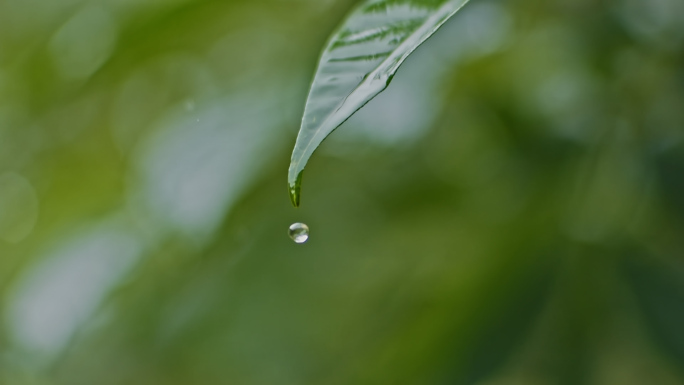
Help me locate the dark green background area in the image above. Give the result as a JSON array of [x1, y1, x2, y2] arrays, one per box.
[[0, 0, 683, 384]]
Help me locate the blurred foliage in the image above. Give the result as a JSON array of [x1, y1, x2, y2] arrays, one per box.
[[0, 0, 683, 384]]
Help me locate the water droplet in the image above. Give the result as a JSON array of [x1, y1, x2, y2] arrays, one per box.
[[288, 222, 309, 244]]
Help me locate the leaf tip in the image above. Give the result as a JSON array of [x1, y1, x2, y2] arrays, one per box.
[[288, 171, 303, 208]]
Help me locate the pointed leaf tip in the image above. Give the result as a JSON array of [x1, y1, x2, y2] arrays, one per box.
[[288, 171, 303, 208]]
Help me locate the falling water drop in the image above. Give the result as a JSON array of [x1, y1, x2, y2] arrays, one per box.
[[288, 222, 309, 244]]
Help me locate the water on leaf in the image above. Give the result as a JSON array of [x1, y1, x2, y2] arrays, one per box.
[[289, 222, 309, 244]]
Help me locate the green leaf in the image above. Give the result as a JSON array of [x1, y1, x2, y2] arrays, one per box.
[[288, 0, 471, 207]]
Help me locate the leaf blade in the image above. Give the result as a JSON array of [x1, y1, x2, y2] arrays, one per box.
[[288, 0, 471, 207]]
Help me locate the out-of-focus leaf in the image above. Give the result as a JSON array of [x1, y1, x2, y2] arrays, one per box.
[[624, 255, 684, 365], [288, 0, 471, 207], [442, 257, 556, 385], [655, 144, 684, 221]]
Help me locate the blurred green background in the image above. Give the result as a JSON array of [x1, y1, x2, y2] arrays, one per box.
[[1, 0, 684, 384]]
